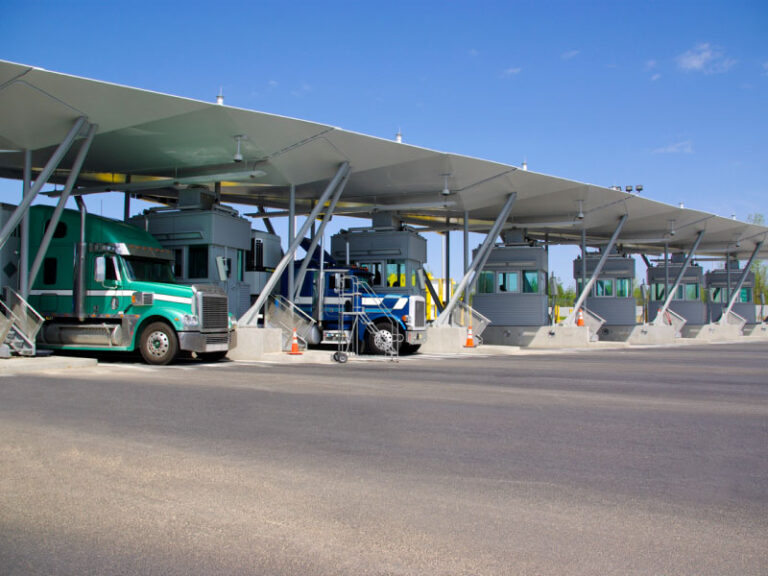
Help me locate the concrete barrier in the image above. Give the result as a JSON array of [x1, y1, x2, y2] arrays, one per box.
[[227, 327, 282, 361], [481, 325, 590, 348], [420, 326, 467, 354]]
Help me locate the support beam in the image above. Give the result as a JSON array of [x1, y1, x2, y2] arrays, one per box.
[[293, 171, 350, 300], [28, 123, 98, 290], [257, 206, 276, 236], [0, 116, 88, 253], [652, 231, 704, 325], [436, 193, 517, 326], [463, 211, 469, 303], [239, 162, 350, 326], [444, 219, 451, 304], [19, 150, 31, 298], [288, 184, 295, 304], [721, 241, 763, 322], [566, 214, 628, 324]]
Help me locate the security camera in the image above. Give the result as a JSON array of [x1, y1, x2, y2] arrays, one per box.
[[233, 135, 245, 163], [233, 151, 243, 163], [669, 230, 676, 236]]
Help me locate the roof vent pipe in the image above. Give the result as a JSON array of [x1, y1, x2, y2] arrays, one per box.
[[216, 87, 224, 105], [395, 129, 402, 143]]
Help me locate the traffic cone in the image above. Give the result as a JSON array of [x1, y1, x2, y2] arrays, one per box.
[[287, 328, 303, 355], [576, 309, 585, 327], [464, 324, 476, 348]]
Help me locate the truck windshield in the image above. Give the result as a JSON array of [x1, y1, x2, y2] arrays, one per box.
[[123, 256, 175, 284]]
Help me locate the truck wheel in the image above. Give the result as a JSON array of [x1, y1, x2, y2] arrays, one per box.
[[366, 319, 401, 355], [139, 321, 178, 365]]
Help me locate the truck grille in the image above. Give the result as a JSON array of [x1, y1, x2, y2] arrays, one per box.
[[412, 298, 426, 329], [198, 292, 228, 332]]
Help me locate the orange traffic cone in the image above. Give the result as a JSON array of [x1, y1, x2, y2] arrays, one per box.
[[464, 324, 476, 348], [576, 309, 585, 327], [287, 328, 303, 355]]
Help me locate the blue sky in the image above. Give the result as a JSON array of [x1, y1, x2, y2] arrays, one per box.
[[2, 0, 767, 287]]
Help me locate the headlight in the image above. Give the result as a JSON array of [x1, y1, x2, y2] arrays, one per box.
[[182, 314, 200, 328], [228, 313, 237, 330]]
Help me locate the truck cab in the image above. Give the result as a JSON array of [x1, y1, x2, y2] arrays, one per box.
[[293, 264, 427, 354], [27, 205, 234, 364]]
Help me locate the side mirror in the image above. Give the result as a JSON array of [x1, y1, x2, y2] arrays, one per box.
[[94, 256, 106, 283]]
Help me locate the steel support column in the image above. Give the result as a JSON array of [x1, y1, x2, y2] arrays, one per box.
[[463, 211, 469, 303], [0, 116, 88, 253], [444, 219, 451, 304], [28, 123, 98, 289], [436, 193, 516, 326], [652, 231, 704, 325], [293, 171, 350, 300], [19, 150, 31, 297], [239, 162, 350, 326], [288, 184, 295, 304], [566, 214, 628, 324], [721, 241, 763, 322]]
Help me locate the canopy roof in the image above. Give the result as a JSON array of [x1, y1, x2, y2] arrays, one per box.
[[1, 59, 766, 259]]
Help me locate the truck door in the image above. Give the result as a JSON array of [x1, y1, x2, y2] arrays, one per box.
[[89, 254, 126, 316]]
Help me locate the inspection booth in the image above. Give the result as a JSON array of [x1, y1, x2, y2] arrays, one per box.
[[647, 253, 706, 337], [471, 237, 558, 346], [330, 220, 427, 296], [129, 189, 252, 317], [705, 260, 758, 325], [572, 251, 637, 341]]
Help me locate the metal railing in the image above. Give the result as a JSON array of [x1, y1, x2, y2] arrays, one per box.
[[264, 295, 317, 351], [723, 310, 747, 331], [448, 301, 491, 339], [658, 307, 687, 338], [583, 309, 606, 342], [1, 288, 45, 356]]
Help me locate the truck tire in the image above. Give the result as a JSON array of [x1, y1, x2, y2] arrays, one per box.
[[366, 319, 401, 355], [139, 321, 179, 365], [400, 343, 421, 355]]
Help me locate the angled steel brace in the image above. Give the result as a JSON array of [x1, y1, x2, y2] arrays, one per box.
[[720, 240, 763, 323], [239, 162, 350, 326], [566, 214, 628, 325], [436, 193, 517, 326], [0, 116, 88, 253], [651, 230, 704, 325], [293, 170, 350, 300], [28, 123, 98, 289]]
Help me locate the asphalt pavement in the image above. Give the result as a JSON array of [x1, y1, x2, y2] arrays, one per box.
[[1, 342, 767, 575]]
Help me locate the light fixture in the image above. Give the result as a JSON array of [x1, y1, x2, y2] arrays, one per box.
[[233, 135, 245, 163], [625, 185, 634, 193], [576, 199, 584, 220], [635, 185, 643, 192], [441, 174, 451, 196]]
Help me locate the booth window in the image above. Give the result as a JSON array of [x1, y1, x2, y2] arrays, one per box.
[[188, 245, 208, 279], [477, 271, 495, 294], [499, 271, 519, 292], [386, 260, 405, 287], [684, 283, 700, 301], [595, 278, 613, 297], [740, 287, 752, 302], [359, 262, 383, 286], [174, 249, 184, 278], [522, 270, 539, 293], [616, 278, 631, 298]]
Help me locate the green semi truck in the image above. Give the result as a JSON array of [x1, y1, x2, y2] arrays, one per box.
[[26, 205, 236, 364]]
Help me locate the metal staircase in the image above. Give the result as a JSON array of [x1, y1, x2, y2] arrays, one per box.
[[334, 273, 402, 362], [264, 294, 317, 352], [1, 288, 45, 357]]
